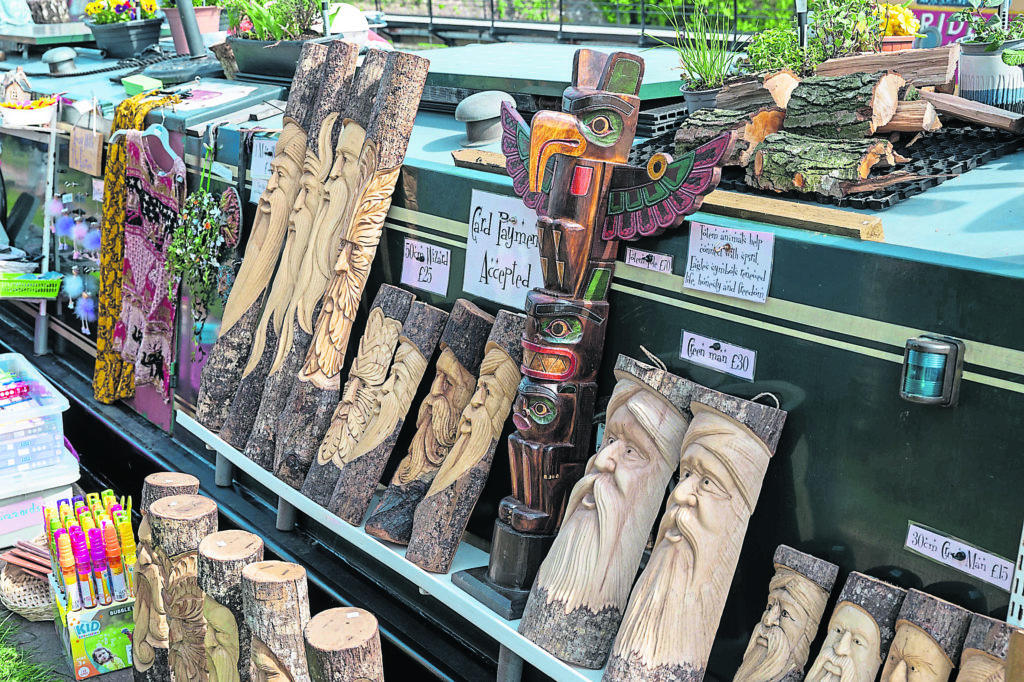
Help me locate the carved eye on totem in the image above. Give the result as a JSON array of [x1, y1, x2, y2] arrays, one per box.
[[526, 395, 557, 425], [539, 315, 583, 344], [580, 109, 623, 146]]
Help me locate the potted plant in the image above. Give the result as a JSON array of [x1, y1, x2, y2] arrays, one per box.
[[223, 0, 326, 78], [162, 0, 223, 56], [83, 0, 164, 59], [955, 0, 1024, 112], [653, 2, 735, 113], [875, 1, 921, 51]]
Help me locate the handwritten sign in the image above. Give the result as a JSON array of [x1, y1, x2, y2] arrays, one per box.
[[684, 221, 774, 303], [462, 189, 543, 309], [401, 237, 450, 297], [905, 522, 1013, 591], [92, 179, 104, 202], [69, 127, 104, 176], [680, 330, 756, 381], [624, 247, 674, 274], [248, 137, 275, 203], [0, 495, 43, 535]]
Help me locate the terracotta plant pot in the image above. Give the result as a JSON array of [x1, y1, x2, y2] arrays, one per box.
[[681, 86, 721, 114], [163, 6, 222, 55], [881, 35, 915, 51], [85, 18, 164, 59]]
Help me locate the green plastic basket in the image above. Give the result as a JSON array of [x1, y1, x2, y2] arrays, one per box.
[[0, 273, 62, 299]]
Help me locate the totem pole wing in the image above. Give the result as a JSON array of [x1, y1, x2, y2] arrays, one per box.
[[601, 131, 735, 241], [500, 102, 550, 214]]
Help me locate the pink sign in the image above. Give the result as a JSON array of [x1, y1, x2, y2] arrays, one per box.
[[911, 4, 1024, 45], [0, 495, 44, 534]]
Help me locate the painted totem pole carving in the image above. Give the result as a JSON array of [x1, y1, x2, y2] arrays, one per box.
[[456, 48, 734, 619]]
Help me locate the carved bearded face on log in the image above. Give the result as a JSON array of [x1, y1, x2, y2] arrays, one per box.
[[735, 568, 828, 682], [259, 122, 306, 221], [880, 623, 953, 682], [250, 638, 290, 682], [133, 516, 169, 672], [956, 649, 1005, 682], [533, 378, 686, 613], [393, 348, 475, 486], [806, 604, 883, 682], [203, 595, 240, 682]]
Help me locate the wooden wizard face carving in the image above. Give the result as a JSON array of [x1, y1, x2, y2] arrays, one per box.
[[250, 637, 292, 682], [881, 623, 954, 682], [393, 348, 475, 485], [203, 595, 241, 682], [133, 516, 169, 671], [521, 291, 607, 383], [957, 649, 1005, 682], [806, 604, 884, 682], [735, 567, 830, 682]]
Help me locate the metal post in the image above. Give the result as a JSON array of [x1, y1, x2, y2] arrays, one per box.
[[214, 452, 235, 487], [638, 1, 646, 46], [557, 0, 564, 41], [174, 0, 207, 57], [276, 497, 298, 531], [322, 0, 332, 36], [496, 646, 524, 682], [33, 302, 49, 355]]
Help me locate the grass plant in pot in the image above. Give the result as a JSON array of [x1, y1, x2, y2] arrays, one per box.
[[223, 0, 325, 79], [162, 0, 222, 55], [83, 0, 164, 59], [654, 3, 734, 114], [955, 0, 1024, 112]]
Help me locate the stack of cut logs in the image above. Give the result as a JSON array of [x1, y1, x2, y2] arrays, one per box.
[[133, 472, 385, 682], [675, 44, 1024, 198]]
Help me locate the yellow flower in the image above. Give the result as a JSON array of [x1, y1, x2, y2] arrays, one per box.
[[140, 0, 156, 14]]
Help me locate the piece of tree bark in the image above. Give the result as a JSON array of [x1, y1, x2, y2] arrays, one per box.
[[297, 286, 416, 505], [876, 99, 942, 133], [746, 131, 901, 198], [149, 495, 219, 682], [674, 107, 784, 167], [276, 285, 416, 491], [195, 43, 331, 433], [784, 71, 905, 138], [816, 44, 961, 89], [717, 75, 775, 111], [270, 51, 431, 484], [134, 473, 200, 682], [218, 41, 360, 453], [304, 608, 384, 682], [918, 90, 1024, 134], [764, 70, 801, 109], [242, 561, 312, 682], [198, 530, 265, 682], [362, 300, 495, 545], [879, 589, 971, 681], [405, 310, 526, 574], [324, 302, 449, 525]]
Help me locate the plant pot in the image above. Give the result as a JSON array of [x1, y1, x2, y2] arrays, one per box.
[[881, 35, 915, 52], [227, 35, 330, 79], [85, 18, 164, 59], [681, 86, 721, 115], [163, 6, 221, 55], [959, 38, 1024, 114]]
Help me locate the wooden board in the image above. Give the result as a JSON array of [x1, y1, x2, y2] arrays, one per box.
[[919, 90, 1024, 135], [815, 44, 960, 89], [700, 190, 884, 241]]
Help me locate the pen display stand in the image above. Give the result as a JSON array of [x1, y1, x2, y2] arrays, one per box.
[[50, 574, 136, 680]]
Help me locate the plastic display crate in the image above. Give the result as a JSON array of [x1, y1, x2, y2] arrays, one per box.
[[0, 353, 70, 475], [0, 273, 62, 299]]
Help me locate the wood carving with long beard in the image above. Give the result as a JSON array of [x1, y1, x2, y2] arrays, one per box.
[[162, 550, 207, 681], [955, 614, 1021, 682], [603, 403, 774, 681], [734, 546, 838, 682], [191, 42, 328, 432], [405, 310, 526, 574], [325, 302, 448, 525], [205, 596, 242, 682], [242, 562, 311, 682]]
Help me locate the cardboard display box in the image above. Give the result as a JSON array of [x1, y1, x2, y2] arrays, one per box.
[[50, 575, 134, 679]]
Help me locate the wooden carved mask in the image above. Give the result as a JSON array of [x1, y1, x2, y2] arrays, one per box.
[[521, 291, 607, 384], [806, 603, 884, 682], [511, 379, 578, 444]]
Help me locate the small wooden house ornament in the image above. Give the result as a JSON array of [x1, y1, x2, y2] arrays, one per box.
[[2, 67, 32, 104]]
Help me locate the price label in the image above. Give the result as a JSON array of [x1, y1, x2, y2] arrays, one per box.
[[248, 137, 275, 203], [92, 179, 105, 202], [624, 247, 674, 273], [401, 238, 450, 297], [680, 330, 756, 381], [684, 221, 774, 303], [904, 522, 1013, 591], [462, 189, 543, 309]]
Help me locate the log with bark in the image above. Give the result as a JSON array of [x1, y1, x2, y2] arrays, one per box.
[[198, 530, 265, 682], [716, 75, 775, 112], [149, 495, 219, 682], [674, 106, 785, 167], [362, 300, 495, 545], [195, 43, 332, 433], [816, 44, 961, 89], [405, 310, 526, 574], [886, 589, 971, 671], [218, 41, 361, 452], [295, 285, 416, 504], [746, 131, 909, 198], [242, 561, 312, 682], [919, 90, 1024, 134], [784, 71, 905, 138], [304, 608, 384, 682], [876, 99, 942, 133], [324, 302, 449, 526], [764, 70, 801, 109]]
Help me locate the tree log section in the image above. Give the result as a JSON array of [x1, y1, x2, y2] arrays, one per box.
[[362, 300, 495, 545], [784, 71, 905, 138], [325, 303, 449, 526], [296, 285, 416, 504], [895, 589, 972, 667], [149, 495, 219, 682], [195, 43, 331, 433], [816, 44, 960, 89], [918, 90, 1024, 134], [198, 531, 265, 682], [242, 561, 312, 682], [405, 310, 526, 574], [141, 472, 201, 513], [716, 75, 774, 111], [304, 608, 384, 682], [764, 70, 801, 109], [746, 131, 901, 198], [876, 100, 941, 133], [674, 107, 784, 167]]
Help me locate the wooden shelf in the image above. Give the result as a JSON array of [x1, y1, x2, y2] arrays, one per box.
[[175, 410, 604, 682]]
